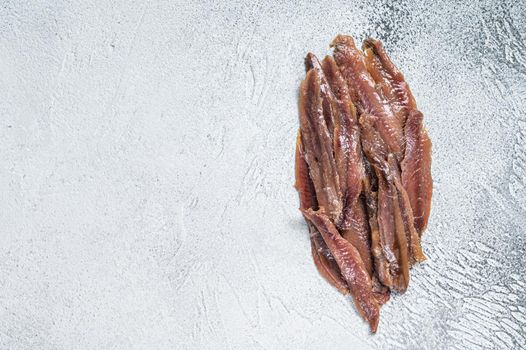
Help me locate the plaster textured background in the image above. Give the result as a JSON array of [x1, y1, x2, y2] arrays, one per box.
[[1, 1, 525, 349]]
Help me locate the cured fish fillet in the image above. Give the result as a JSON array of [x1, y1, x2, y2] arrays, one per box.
[[340, 199, 373, 277], [387, 154, 427, 265], [359, 114, 426, 292], [315, 55, 374, 276], [306, 53, 374, 281], [362, 38, 417, 126], [303, 209, 380, 333], [319, 55, 365, 229], [401, 110, 433, 235], [331, 35, 404, 160], [294, 34, 432, 332], [298, 69, 342, 219], [295, 132, 349, 294], [363, 178, 393, 289], [360, 40, 431, 235]]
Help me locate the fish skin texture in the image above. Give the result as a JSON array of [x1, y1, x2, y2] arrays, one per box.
[[387, 154, 426, 265], [340, 198, 373, 277], [295, 35, 432, 332], [295, 132, 350, 294], [363, 181, 393, 289], [319, 55, 366, 230], [362, 38, 417, 126], [303, 209, 380, 333], [331, 35, 404, 160], [298, 69, 342, 220], [401, 109, 433, 236]]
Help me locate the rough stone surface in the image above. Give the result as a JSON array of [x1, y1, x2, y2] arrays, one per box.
[[1, 1, 525, 349]]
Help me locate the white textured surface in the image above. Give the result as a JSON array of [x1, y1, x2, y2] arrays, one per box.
[[1, 1, 526, 349]]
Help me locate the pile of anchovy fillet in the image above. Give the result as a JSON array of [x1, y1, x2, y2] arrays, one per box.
[[295, 35, 432, 332]]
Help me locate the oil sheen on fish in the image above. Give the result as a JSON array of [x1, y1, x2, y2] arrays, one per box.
[[295, 34, 432, 333]]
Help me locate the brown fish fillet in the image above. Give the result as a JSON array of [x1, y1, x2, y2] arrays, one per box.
[[295, 132, 349, 294], [401, 110, 433, 235], [311, 229, 350, 295], [359, 114, 389, 171], [360, 114, 411, 292], [295, 35, 433, 331], [306, 54, 374, 280], [295, 132, 318, 211], [363, 181, 393, 288], [340, 198, 373, 277], [302, 53, 383, 297], [331, 35, 404, 159], [298, 69, 342, 219], [305, 53, 347, 202], [389, 175, 410, 293], [372, 277, 391, 305], [376, 171, 405, 291], [362, 38, 417, 126], [387, 154, 426, 265], [303, 209, 380, 333], [305, 53, 336, 143], [359, 117, 393, 288], [318, 55, 373, 271], [320, 55, 366, 229]]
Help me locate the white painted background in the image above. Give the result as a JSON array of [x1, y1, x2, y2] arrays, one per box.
[[1, 1, 525, 349]]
